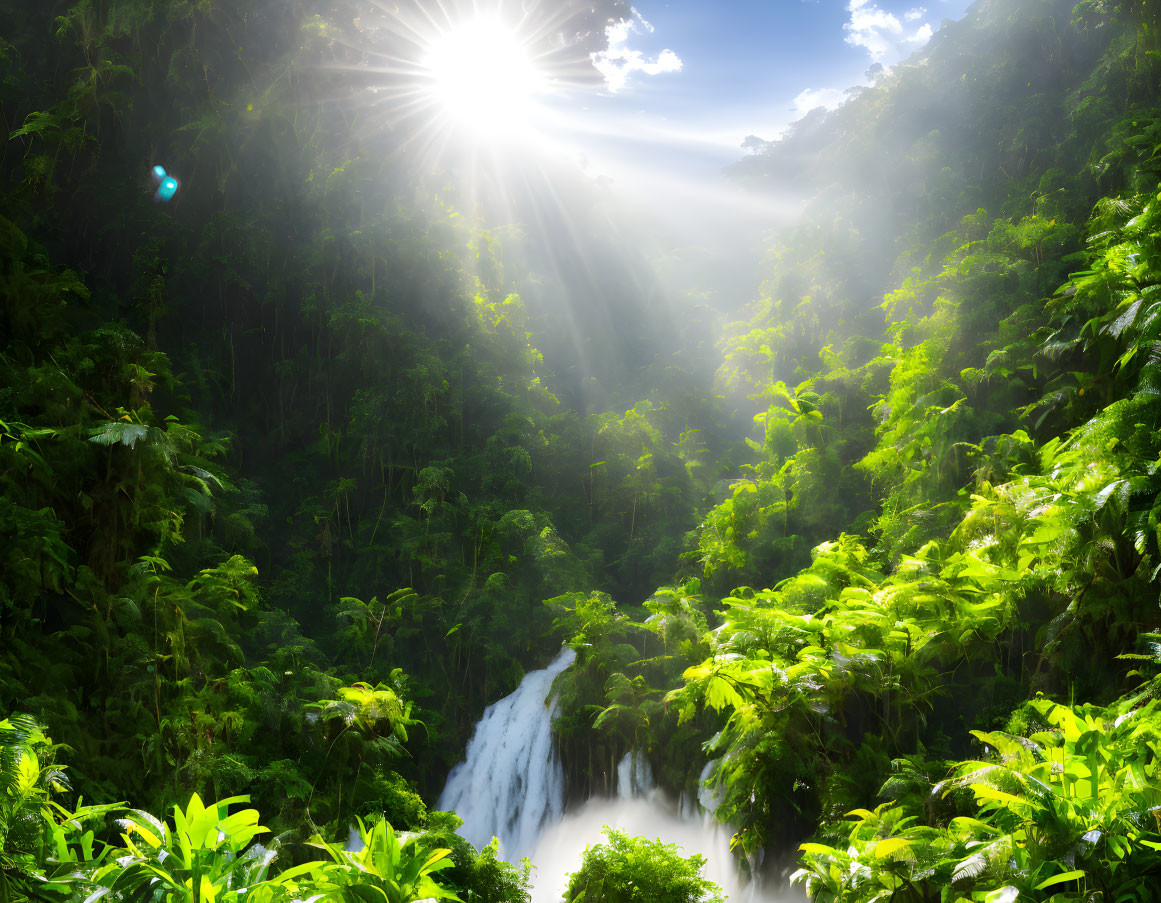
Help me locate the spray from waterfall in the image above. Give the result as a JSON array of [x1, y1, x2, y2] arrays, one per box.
[[526, 751, 796, 903]]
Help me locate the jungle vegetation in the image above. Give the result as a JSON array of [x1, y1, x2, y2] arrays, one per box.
[[2, 0, 1161, 901]]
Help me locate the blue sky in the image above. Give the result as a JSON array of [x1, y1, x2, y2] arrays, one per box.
[[390, 0, 983, 332], [552, 0, 973, 170], [457, 0, 976, 288], [402, 0, 978, 256]]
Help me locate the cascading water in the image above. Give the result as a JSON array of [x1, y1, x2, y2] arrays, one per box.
[[437, 646, 576, 860], [615, 749, 654, 800], [440, 648, 801, 901]]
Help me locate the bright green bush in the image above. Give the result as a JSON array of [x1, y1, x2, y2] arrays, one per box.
[[564, 828, 724, 903]]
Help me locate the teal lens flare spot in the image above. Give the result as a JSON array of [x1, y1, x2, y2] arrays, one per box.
[[152, 164, 167, 179], [158, 176, 178, 201]]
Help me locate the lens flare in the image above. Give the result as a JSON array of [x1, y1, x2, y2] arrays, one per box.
[[421, 18, 544, 138], [151, 164, 178, 201]]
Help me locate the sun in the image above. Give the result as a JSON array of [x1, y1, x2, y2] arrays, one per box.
[[421, 17, 545, 138]]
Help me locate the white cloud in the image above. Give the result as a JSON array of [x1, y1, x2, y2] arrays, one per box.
[[783, 3, 937, 132], [590, 8, 683, 93], [844, 0, 934, 64], [793, 86, 848, 116]]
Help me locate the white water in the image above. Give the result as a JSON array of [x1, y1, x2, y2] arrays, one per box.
[[438, 646, 576, 860], [528, 752, 797, 903], [615, 749, 654, 800], [439, 649, 801, 902]]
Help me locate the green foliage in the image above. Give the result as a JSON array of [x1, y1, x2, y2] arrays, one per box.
[[672, 530, 1025, 850], [0, 713, 67, 898], [0, 767, 513, 903], [293, 818, 461, 903], [0, 702, 533, 900], [792, 696, 1161, 903], [73, 793, 514, 903], [565, 828, 724, 903], [89, 793, 275, 903], [660, 1, 1161, 888], [0, 713, 114, 903], [420, 811, 531, 903], [545, 584, 715, 797]]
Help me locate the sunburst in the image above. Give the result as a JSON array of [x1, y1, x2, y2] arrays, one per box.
[[421, 16, 547, 139]]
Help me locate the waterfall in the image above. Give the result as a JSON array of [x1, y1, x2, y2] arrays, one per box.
[[440, 648, 800, 901], [616, 749, 655, 800], [437, 646, 576, 860]]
